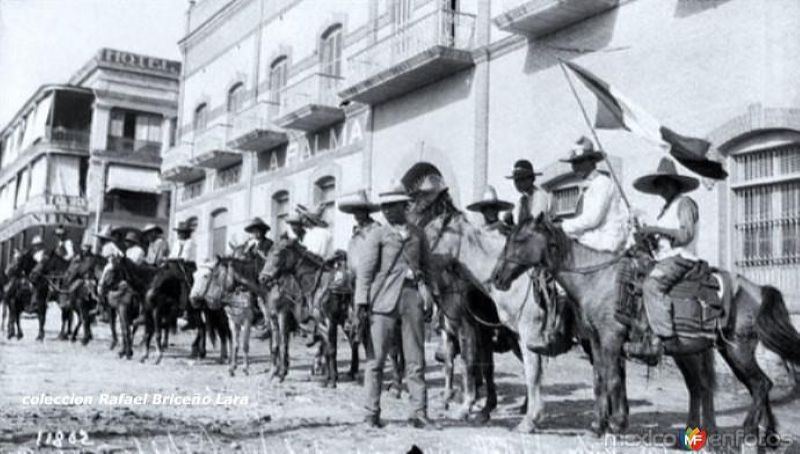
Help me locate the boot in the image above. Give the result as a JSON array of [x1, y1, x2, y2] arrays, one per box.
[[364, 413, 383, 429], [623, 336, 663, 367]]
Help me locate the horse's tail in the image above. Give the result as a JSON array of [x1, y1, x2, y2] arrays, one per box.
[[755, 286, 800, 366]]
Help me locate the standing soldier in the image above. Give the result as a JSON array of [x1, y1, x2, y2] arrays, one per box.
[[559, 136, 630, 252], [338, 189, 381, 363], [54, 225, 75, 261], [143, 224, 168, 266], [506, 159, 549, 224], [356, 183, 440, 429], [466, 185, 514, 234]]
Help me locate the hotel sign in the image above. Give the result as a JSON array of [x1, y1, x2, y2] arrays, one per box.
[[100, 48, 181, 76], [261, 111, 367, 173]]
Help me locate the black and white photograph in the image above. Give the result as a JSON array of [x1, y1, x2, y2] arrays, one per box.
[[1, 0, 799, 452]]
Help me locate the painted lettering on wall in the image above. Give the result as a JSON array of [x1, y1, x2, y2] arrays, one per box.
[[101, 49, 181, 76], [259, 111, 367, 173]]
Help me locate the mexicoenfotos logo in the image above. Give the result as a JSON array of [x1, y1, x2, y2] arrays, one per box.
[[680, 427, 708, 451]]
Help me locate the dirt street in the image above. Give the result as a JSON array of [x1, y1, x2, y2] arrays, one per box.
[[1, 303, 799, 453]]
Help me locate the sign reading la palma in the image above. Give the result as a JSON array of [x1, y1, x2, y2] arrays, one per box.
[[100, 48, 181, 76]]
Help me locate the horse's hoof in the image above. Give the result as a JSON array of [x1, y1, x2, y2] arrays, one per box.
[[454, 408, 470, 421], [81, 338, 90, 346], [243, 369, 249, 376], [36, 334, 44, 342], [7, 332, 13, 340], [514, 417, 537, 434], [330, 382, 337, 389], [475, 411, 491, 425], [229, 369, 235, 377], [109, 342, 117, 350], [345, 372, 356, 382], [139, 357, 147, 364], [607, 421, 626, 435], [320, 381, 330, 388], [590, 420, 607, 438]]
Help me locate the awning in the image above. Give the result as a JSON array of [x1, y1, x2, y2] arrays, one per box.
[[106, 165, 162, 194]]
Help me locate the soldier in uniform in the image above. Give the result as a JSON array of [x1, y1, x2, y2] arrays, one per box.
[[506, 159, 549, 224], [54, 225, 75, 261], [356, 183, 440, 429], [338, 189, 381, 362], [466, 185, 514, 234], [143, 224, 168, 266]]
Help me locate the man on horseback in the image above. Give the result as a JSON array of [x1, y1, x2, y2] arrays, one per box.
[[143, 224, 168, 266], [507, 160, 549, 224], [466, 185, 514, 234], [124, 232, 146, 265], [357, 183, 440, 429], [243, 217, 273, 336], [31, 236, 46, 263], [169, 221, 198, 330], [96, 225, 124, 259], [560, 137, 630, 252], [297, 204, 333, 260], [624, 157, 702, 363], [54, 225, 75, 261]]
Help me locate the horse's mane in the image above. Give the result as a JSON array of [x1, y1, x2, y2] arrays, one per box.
[[412, 190, 460, 229], [117, 257, 159, 293]]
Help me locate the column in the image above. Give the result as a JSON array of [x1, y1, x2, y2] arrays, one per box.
[[89, 104, 112, 152], [472, 0, 491, 201]]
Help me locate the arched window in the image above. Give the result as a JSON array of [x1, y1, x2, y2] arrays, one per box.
[[210, 209, 229, 257], [227, 82, 246, 114], [320, 25, 343, 77], [269, 57, 289, 106], [193, 103, 208, 132], [313, 176, 336, 228], [272, 190, 290, 239]]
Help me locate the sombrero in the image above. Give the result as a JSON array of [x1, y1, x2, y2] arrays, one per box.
[[244, 217, 271, 233], [466, 185, 514, 212], [410, 174, 448, 197], [123, 231, 141, 246], [94, 225, 115, 241], [54, 225, 66, 235], [378, 182, 411, 205], [337, 190, 379, 214], [559, 136, 604, 163], [142, 223, 163, 235], [505, 159, 542, 179], [173, 221, 194, 233], [633, 157, 699, 195]]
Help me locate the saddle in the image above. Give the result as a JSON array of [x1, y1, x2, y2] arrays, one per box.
[[616, 253, 733, 341]]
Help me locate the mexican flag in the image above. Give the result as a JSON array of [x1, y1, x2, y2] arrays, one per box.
[[564, 61, 727, 180]]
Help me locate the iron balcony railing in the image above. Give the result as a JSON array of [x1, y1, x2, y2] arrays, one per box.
[[278, 72, 344, 117], [346, 9, 477, 87], [229, 100, 280, 142], [45, 127, 90, 148], [106, 136, 162, 155]]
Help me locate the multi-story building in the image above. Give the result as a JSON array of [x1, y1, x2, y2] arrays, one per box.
[[166, 0, 800, 309], [0, 48, 180, 268]]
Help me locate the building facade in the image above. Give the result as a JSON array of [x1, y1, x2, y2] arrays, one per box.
[[0, 48, 180, 268], [167, 0, 800, 309]]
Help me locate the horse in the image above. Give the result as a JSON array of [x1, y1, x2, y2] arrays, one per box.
[[4, 250, 43, 341], [30, 251, 73, 341], [141, 260, 192, 364], [56, 253, 105, 345], [191, 256, 259, 376], [492, 215, 800, 442], [99, 257, 154, 360], [187, 265, 232, 363], [413, 197, 548, 428]]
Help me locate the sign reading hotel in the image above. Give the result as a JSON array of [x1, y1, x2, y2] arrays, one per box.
[[100, 48, 181, 76], [261, 111, 367, 173]]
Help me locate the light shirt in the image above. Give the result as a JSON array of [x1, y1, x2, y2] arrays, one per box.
[[347, 220, 380, 276], [146, 237, 169, 265], [169, 238, 197, 262], [126, 245, 146, 265], [561, 170, 630, 252], [517, 186, 551, 224], [652, 196, 699, 261], [303, 226, 333, 259], [100, 242, 124, 259], [56, 239, 75, 261], [33, 249, 45, 263]]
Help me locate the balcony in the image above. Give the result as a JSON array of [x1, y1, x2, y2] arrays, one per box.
[[191, 124, 242, 169], [228, 101, 287, 151], [275, 73, 345, 132], [339, 9, 477, 105], [493, 0, 619, 37], [99, 136, 162, 166], [45, 127, 90, 150], [161, 143, 204, 183]]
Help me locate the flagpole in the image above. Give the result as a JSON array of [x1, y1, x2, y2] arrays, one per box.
[[557, 60, 633, 213]]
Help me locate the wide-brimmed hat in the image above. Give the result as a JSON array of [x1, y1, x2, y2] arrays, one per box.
[[338, 190, 379, 214], [296, 204, 329, 228], [173, 221, 194, 233], [142, 223, 163, 235], [505, 159, 542, 180], [559, 136, 604, 163], [124, 231, 141, 246], [633, 157, 699, 195], [410, 174, 449, 197], [55, 225, 66, 235], [244, 217, 271, 233], [378, 182, 412, 205], [30, 235, 44, 247], [94, 225, 115, 241], [466, 185, 514, 212]]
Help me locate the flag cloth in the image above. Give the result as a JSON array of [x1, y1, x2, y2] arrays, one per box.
[[564, 61, 727, 180]]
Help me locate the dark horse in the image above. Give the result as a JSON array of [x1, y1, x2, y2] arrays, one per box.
[[56, 253, 105, 345], [30, 251, 74, 341], [493, 215, 800, 442], [4, 250, 36, 340]]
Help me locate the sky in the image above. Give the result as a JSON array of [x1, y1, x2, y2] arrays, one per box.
[[0, 0, 188, 127]]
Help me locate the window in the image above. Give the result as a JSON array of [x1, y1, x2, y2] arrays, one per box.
[[215, 163, 241, 189], [103, 190, 159, 218], [193, 103, 208, 132], [733, 143, 800, 266], [552, 186, 581, 218], [169, 117, 178, 147], [227, 83, 246, 114], [320, 25, 343, 77], [109, 109, 162, 152], [210, 209, 229, 257], [269, 57, 288, 106], [182, 178, 205, 201], [272, 190, 290, 239], [313, 176, 336, 228]]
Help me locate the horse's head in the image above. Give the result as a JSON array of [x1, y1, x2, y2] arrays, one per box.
[[492, 213, 568, 291], [191, 258, 234, 306], [99, 255, 125, 293], [259, 238, 303, 285]]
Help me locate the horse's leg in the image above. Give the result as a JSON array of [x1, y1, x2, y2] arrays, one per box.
[[15, 304, 23, 339], [36, 295, 46, 341], [442, 321, 457, 410], [81, 299, 92, 345], [477, 327, 498, 424], [139, 308, 152, 362], [588, 335, 608, 436], [5, 303, 13, 338], [58, 306, 67, 340], [229, 322, 240, 377], [155, 309, 165, 365], [674, 353, 703, 429], [277, 311, 290, 381], [242, 317, 251, 376], [219, 311, 230, 364], [329, 320, 340, 388], [604, 332, 629, 434], [455, 325, 477, 421], [718, 337, 773, 441]]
